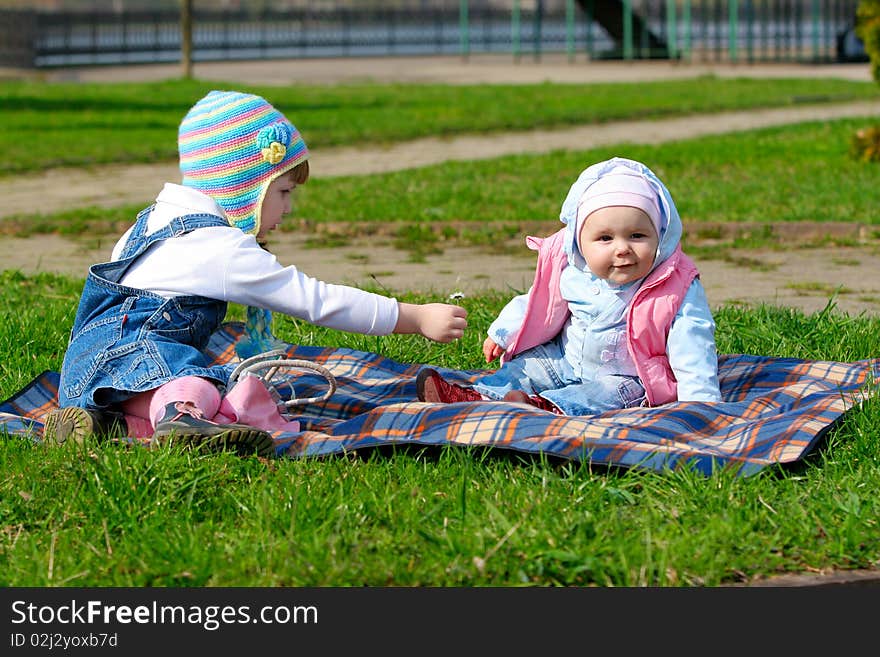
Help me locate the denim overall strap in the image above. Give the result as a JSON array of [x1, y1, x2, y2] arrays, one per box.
[[90, 209, 230, 285], [115, 205, 154, 261]]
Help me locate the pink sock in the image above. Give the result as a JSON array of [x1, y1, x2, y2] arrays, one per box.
[[120, 390, 157, 438], [121, 389, 154, 419], [147, 376, 221, 429], [123, 414, 154, 438]]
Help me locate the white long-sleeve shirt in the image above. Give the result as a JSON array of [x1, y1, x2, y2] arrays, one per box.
[[111, 183, 399, 336]]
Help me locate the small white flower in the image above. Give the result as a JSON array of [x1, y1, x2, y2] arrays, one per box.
[[448, 291, 465, 300]]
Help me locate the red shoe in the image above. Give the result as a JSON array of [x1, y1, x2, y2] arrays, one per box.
[[503, 390, 564, 415], [416, 368, 483, 403]]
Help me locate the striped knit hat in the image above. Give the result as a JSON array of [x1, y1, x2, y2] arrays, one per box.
[[178, 90, 309, 236]]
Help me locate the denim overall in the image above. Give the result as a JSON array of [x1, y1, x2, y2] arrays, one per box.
[[58, 207, 237, 410]]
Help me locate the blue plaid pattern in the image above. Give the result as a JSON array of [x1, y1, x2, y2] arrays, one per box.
[[2, 322, 877, 477]]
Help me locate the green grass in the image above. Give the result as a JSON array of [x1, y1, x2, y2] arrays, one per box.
[[1, 273, 879, 587], [1, 75, 878, 176]]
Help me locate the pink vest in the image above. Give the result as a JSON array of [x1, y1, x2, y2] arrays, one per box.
[[502, 228, 698, 406]]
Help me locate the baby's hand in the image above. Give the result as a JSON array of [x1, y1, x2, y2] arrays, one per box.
[[396, 302, 468, 343], [483, 336, 504, 363]]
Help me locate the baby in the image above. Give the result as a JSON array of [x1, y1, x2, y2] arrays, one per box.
[[417, 156, 721, 415]]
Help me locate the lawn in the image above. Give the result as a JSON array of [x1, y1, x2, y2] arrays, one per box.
[[1, 273, 879, 587]]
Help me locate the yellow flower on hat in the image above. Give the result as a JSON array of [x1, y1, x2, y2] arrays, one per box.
[[261, 142, 287, 164], [256, 122, 292, 165]]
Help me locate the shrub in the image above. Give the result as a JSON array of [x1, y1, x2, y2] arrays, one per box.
[[851, 2, 880, 161], [856, 0, 880, 83], [850, 124, 880, 161]]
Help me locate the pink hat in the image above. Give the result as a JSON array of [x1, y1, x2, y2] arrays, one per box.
[[576, 171, 662, 238]]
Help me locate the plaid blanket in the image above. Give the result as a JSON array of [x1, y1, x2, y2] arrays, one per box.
[[2, 322, 878, 477]]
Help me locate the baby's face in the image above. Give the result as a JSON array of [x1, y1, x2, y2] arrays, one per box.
[[257, 173, 297, 240], [578, 205, 659, 285]]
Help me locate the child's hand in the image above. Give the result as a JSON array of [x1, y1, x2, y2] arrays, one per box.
[[483, 337, 504, 363], [395, 302, 468, 343]]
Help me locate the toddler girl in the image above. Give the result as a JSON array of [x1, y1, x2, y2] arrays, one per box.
[[45, 90, 467, 456]]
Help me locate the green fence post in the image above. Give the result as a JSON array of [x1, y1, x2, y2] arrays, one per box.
[[622, 0, 633, 60], [666, 0, 677, 59], [728, 0, 738, 63], [682, 0, 691, 61], [745, 0, 753, 63], [533, 0, 543, 62], [585, 0, 594, 59], [512, 0, 520, 62], [811, 0, 820, 62], [459, 0, 469, 61], [566, 0, 575, 62]]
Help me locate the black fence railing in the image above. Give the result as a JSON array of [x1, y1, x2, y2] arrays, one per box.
[[0, 1, 865, 69]]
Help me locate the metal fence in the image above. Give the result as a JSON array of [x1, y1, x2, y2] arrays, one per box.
[[0, 1, 865, 69]]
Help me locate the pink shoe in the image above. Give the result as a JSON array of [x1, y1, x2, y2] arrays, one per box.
[[416, 368, 483, 403]]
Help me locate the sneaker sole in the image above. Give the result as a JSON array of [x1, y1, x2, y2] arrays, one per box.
[[416, 368, 441, 402], [154, 427, 276, 459], [43, 407, 96, 445]]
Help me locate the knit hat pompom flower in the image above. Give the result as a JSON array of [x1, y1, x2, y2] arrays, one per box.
[[257, 122, 291, 165], [178, 90, 309, 236]]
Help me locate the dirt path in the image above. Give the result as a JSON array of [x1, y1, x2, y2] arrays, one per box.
[[5, 229, 879, 317], [2, 56, 879, 316]]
